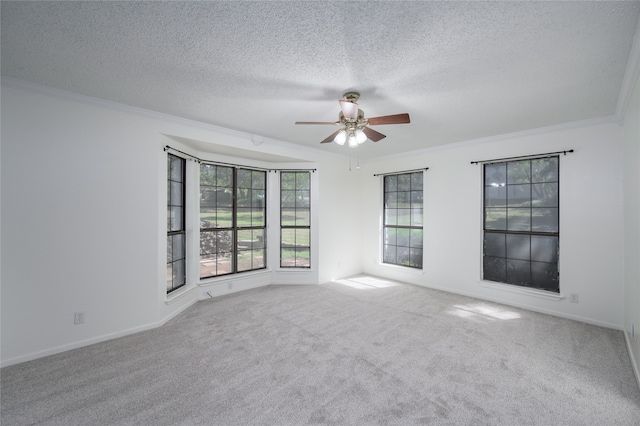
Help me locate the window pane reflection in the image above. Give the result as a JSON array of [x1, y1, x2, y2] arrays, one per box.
[[482, 156, 559, 293], [167, 154, 186, 294], [506, 234, 529, 261]]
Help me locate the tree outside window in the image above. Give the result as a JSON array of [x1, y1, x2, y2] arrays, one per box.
[[483, 157, 559, 292]]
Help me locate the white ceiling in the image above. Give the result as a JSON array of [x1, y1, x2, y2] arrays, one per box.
[[2, 1, 639, 160]]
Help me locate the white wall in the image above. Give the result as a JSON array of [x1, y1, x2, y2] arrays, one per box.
[[1, 76, 633, 367], [1, 84, 161, 365], [0, 80, 363, 366], [361, 121, 626, 329], [317, 162, 364, 284], [623, 68, 640, 384]]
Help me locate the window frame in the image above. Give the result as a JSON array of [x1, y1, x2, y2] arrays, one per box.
[[482, 156, 560, 292], [167, 154, 187, 294], [382, 171, 424, 269], [199, 163, 267, 279], [280, 171, 311, 269]]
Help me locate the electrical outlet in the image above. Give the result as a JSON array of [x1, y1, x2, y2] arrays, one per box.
[[568, 293, 579, 303], [74, 312, 85, 324], [227, 282, 232, 290]]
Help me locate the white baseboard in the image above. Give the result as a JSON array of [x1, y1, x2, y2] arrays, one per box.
[[624, 330, 640, 393], [198, 280, 267, 300], [2, 298, 198, 368], [198, 271, 272, 300], [1, 321, 158, 368], [411, 281, 623, 331]]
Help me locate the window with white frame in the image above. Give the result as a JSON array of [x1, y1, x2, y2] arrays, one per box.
[[280, 171, 311, 268], [167, 154, 186, 293], [199, 163, 266, 278], [382, 172, 423, 269], [483, 156, 559, 292]]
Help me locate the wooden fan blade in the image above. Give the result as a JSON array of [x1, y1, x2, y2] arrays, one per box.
[[295, 121, 339, 125], [339, 100, 359, 119], [363, 127, 386, 142], [367, 113, 410, 125], [321, 130, 341, 144]]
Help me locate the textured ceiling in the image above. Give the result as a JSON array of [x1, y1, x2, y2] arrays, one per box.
[[2, 1, 639, 160]]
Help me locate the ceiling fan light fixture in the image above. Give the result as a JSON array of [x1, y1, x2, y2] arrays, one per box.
[[348, 134, 359, 148], [334, 130, 347, 145], [339, 99, 359, 119], [295, 91, 410, 147]]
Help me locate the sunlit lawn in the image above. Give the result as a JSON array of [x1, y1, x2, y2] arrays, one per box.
[[200, 210, 309, 247]]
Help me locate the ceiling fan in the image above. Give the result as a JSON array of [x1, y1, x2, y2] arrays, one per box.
[[295, 92, 410, 147]]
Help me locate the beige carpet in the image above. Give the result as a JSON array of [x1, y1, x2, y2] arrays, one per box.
[[2, 277, 639, 425]]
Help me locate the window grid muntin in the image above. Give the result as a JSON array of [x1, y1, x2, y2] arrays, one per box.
[[383, 172, 423, 269], [483, 157, 559, 292], [280, 172, 311, 268], [200, 164, 267, 279], [167, 154, 186, 293]]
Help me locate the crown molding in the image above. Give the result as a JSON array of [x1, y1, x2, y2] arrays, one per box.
[[3, 75, 626, 167], [366, 115, 617, 164], [0, 77, 346, 161]]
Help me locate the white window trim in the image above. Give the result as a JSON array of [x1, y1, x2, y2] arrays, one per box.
[[379, 171, 426, 270]]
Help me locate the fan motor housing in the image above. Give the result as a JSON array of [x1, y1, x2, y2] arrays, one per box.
[[343, 92, 360, 103]]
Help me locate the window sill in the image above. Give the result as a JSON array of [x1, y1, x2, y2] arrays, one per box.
[[165, 285, 197, 305], [198, 269, 271, 286], [478, 280, 564, 301], [275, 267, 314, 273]]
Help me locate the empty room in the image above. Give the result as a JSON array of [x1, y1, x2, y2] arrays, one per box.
[[2, 1, 640, 424]]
